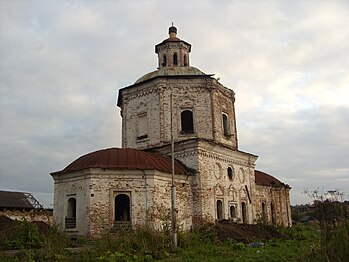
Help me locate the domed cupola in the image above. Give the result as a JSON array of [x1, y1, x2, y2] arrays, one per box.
[[155, 24, 191, 69]]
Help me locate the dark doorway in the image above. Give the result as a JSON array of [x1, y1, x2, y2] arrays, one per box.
[[241, 202, 247, 224], [115, 194, 130, 221], [67, 198, 76, 218], [217, 200, 223, 220], [66, 197, 77, 228], [230, 205, 236, 219], [271, 203, 276, 225]]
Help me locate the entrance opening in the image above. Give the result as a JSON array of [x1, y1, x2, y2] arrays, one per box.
[[230, 205, 236, 219], [241, 202, 247, 224], [115, 194, 130, 222], [217, 200, 223, 220], [65, 197, 76, 228]]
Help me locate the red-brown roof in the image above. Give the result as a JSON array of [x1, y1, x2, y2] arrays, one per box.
[[51, 148, 190, 176], [255, 170, 290, 188]]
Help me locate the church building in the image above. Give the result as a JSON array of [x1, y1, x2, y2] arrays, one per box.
[[51, 25, 291, 238]]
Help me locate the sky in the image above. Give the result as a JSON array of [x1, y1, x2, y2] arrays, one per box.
[[1, 0, 348, 207]]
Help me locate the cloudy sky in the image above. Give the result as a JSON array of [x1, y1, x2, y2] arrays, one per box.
[[1, 0, 348, 207]]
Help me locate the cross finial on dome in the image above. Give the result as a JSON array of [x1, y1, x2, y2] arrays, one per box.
[[169, 23, 177, 38]]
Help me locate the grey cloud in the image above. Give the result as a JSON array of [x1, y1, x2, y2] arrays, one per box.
[[238, 105, 349, 203]]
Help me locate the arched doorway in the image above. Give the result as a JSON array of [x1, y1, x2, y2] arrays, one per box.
[[66, 197, 76, 228], [241, 201, 247, 224], [217, 200, 223, 220], [67, 198, 76, 218], [115, 194, 130, 222], [230, 205, 236, 219]]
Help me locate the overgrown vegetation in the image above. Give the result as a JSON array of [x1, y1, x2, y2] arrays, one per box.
[[1, 215, 348, 261], [301, 188, 349, 261]]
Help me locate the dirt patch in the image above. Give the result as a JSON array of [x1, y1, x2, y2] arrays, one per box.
[[0, 216, 16, 246], [216, 220, 290, 243]]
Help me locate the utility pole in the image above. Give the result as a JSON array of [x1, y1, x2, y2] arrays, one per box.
[[170, 94, 177, 247]]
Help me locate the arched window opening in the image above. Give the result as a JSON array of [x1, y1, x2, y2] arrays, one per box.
[[222, 113, 230, 136], [66, 197, 76, 228], [217, 200, 223, 220], [184, 54, 187, 66], [230, 205, 236, 219], [227, 167, 233, 180], [271, 203, 276, 225], [241, 202, 247, 224], [115, 194, 131, 222], [162, 55, 167, 66], [262, 202, 267, 223], [173, 53, 178, 65], [181, 110, 194, 133]]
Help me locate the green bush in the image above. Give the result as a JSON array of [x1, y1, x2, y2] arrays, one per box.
[[4, 219, 43, 250]]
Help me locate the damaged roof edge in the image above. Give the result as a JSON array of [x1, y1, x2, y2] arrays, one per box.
[[255, 170, 291, 189]]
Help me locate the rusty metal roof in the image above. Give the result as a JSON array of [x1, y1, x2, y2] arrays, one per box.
[[0, 191, 34, 209], [255, 170, 290, 188], [51, 148, 191, 176]]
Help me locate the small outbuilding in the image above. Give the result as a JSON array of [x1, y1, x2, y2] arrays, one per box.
[[51, 148, 194, 237]]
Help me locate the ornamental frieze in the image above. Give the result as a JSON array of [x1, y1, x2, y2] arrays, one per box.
[[197, 150, 251, 168], [125, 87, 161, 101], [175, 151, 198, 159]]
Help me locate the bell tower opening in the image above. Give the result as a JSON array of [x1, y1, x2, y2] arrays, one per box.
[[173, 53, 178, 66], [162, 55, 167, 66], [155, 24, 191, 69]]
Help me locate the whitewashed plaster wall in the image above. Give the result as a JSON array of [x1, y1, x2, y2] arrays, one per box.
[[52, 171, 91, 236]]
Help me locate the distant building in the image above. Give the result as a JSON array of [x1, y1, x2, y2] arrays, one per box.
[[51, 25, 291, 238], [0, 190, 52, 224], [293, 204, 316, 213]]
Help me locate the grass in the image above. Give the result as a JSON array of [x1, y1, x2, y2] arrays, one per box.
[[160, 224, 320, 262], [1, 222, 348, 262]]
